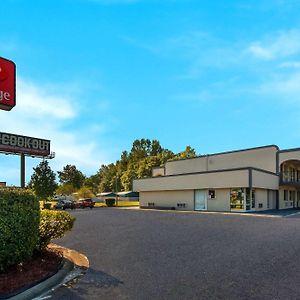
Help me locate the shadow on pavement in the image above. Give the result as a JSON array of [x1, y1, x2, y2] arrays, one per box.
[[250, 208, 300, 217], [50, 268, 124, 299]]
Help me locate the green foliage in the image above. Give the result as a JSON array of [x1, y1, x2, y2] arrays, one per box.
[[77, 186, 94, 199], [58, 164, 85, 190], [92, 139, 197, 192], [169, 146, 197, 161], [84, 174, 100, 195], [43, 203, 52, 209], [105, 198, 115, 207], [38, 210, 75, 250], [56, 183, 76, 196], [29, 160, 57, 201], [98, 163, 117, 192], [0, 188, 40, 272]]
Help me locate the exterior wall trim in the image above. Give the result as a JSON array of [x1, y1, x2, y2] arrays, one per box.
[[249, 169, 252, 188], [277, 147, 300, 174], [165, 144, 279, 164], [134, 166, 278, 182], [278, 147, 300, 153]]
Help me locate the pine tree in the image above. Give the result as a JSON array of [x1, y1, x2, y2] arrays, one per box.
[[29, 160, 57, 201]]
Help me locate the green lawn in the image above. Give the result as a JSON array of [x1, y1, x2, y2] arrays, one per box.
[[94, 201, 139, 208]]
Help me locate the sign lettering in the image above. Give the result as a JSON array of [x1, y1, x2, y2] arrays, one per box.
[[0, 132, 51, 156], [0, 57, 16, 111]]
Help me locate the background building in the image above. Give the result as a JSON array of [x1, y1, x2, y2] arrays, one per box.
[[133, 145, 300, 212]]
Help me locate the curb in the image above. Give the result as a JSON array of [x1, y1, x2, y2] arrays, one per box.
[[7, 244, 89, 300], [136, 207, 284, 218]]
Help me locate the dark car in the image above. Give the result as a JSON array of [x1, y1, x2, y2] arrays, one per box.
[[74, 198, 95, 209], [54, 199, 75, 210]]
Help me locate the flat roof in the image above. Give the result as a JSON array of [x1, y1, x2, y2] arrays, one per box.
[[166, 144, 279, 164]]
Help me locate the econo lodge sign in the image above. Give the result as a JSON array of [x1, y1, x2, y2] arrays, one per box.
[[0, 57, 16, 111]]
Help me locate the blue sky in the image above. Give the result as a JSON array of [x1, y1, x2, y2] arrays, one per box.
[[1, 0, 300, 185]]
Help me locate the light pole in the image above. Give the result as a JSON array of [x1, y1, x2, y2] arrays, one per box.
[[115, 175, 118, 207]]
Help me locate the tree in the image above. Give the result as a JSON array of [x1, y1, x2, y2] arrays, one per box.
[[98, 163, 117, 192], [84, 174, 100, 195], [56, 183, 76, 196], [77, 186, 94, 199], [57, 165, 85, 190], [96, 139, 178, 192], [29, 160, 57, 201], [170, 146, 197, 161]]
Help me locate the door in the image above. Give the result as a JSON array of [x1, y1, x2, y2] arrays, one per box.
[[195, 190, 207, 210]]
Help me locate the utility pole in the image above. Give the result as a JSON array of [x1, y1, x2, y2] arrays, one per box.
[[115, 175, 118, 207]]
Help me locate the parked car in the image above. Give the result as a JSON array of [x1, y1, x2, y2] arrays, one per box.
[[74, 198, 95, 209], [54, 199, 75, 210]]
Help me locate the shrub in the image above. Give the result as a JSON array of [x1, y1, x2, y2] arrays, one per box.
[[43, 202, 52, 210], [0, 187, 40, 272], [38, 210, 75, 250], [105, 198, 115, 207]]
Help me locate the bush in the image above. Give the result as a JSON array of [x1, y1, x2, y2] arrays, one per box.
[[105, 198, 115, 207], [43, 202, 52, 210], [38, 210, 75, 250], [0, 187, 40, 272]]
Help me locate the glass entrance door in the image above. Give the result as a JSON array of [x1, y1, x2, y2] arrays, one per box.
[[195, 190, 207, 210]]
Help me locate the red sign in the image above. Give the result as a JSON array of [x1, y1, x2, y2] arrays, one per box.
[[0, 57, 16, 111]]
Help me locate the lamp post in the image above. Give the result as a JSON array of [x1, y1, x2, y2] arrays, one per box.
[[115, 175, 118, 207]]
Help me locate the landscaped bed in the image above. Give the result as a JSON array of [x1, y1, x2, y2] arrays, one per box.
[[0, 248, 63, 297]]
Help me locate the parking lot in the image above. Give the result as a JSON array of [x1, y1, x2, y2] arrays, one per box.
[[49, 208, 300, 299]]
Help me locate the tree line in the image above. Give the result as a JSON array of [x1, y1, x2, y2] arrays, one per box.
[[29, 138, 197, 200]]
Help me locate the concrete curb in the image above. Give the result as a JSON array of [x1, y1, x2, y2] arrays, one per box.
[[136, 207, 284, 218], [7, 244, 89, 300]]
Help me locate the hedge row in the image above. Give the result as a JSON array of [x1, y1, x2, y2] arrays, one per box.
[[0, 187, 40, 272], [0, 188, 75, 272]]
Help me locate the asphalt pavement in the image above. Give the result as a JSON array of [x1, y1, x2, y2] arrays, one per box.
[[47, 208, 300, 300]]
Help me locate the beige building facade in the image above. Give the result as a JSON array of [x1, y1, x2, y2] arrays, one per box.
[[133, 145, 300, 212]]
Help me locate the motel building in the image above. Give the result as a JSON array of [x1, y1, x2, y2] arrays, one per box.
[[133, 145, 300, 212]]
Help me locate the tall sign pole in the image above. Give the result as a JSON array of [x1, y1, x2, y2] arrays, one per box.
[[20, 154, 25, 188]]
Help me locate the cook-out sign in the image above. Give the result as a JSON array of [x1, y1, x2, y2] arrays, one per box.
[[0, 57, 16, 111], [0, 132, 51, 156]]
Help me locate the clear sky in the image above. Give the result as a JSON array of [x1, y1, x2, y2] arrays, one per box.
[[1, 0, 300, 185]]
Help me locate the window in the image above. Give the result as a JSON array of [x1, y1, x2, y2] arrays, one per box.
[[252, 189, 255, 209], [246, 188, 255, 210], [246, 188, 251, 210], [284, 190, 288, 201], [230, 188, 244, 210], [208, 190, 215, 199]]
